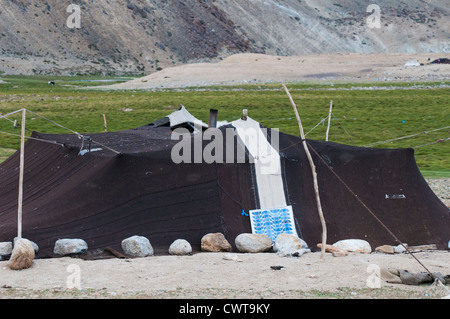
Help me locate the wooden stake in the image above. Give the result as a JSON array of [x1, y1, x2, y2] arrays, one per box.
[[326, 100, 333, 142], [17, 108, 26, 239], [282, 83, 327, 258], [103, 114, 108, 132]]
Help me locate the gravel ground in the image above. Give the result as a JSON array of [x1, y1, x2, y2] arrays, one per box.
[[426, 178, 450, 207]]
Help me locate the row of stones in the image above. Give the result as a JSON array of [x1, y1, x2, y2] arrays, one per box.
[[0, 233, 308, 258]]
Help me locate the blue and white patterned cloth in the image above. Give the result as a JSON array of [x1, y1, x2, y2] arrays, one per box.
[[249, 205, 298, 241]]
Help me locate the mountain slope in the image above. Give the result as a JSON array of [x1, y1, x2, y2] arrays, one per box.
[[0, 0, 448, 75]]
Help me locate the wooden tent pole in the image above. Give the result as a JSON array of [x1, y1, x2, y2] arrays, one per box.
[[103, 114, 108, 132], [17, 108, 26, 239], [326, 100, 333, 142], [282, 83, 327, 258]]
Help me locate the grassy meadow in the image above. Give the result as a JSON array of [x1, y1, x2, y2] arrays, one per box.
[[0, 75, 448, 177]]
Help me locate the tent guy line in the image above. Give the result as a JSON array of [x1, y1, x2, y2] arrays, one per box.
[[25, 109, 122, 155], [305, 139, 435, 279], [0, 108, 122, 155], [2, 108, 446, 156], [363, 125, 450, 148], [0, 131, 64, 147], [412, 137, 450, 149]]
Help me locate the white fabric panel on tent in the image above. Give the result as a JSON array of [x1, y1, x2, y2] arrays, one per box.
[[231, 116, 286, 210], [168, 105, 208, 130], [168, 106, 228, 130]]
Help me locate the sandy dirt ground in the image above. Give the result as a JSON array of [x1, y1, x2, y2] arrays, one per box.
[[97, 52, 450, 90], [1, 249, 449, 299]]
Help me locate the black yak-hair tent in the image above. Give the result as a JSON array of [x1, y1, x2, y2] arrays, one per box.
[[0, 107, 448, 258], [430, 58, 450, 64]]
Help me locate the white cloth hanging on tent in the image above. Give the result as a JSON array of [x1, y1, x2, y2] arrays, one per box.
[[168, 105, 228, 131], [231, 116, 286, 210]]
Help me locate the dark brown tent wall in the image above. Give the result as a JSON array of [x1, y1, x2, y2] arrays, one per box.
[[279, 134, 449, 250], [0, 123, 448, 258], [0, 131, 228, 257]]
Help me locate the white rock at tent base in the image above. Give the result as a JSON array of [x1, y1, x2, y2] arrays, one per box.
[[333, 239, 372, 254], [273, 233, 308, 255], [8, 238, 35, 270], [169, 239, 192, 255], [54, 239, 88, 256], [0, 242, 13, 256], [394, 243, 408, 254], [121, 235, 154, 257], [235, 233, 273, 253]]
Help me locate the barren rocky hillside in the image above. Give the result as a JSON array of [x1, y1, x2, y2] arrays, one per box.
[[0, 0, 448, 75]]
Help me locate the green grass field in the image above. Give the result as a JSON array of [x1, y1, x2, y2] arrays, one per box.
[[0, 75, 449, 177]]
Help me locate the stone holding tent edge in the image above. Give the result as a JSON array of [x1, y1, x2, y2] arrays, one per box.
[[14, 237, 39, 253], [201, 233, 232, 252], [317, 243, 348, 257], [235, 233, 273, 253], [0, 242, 13, 258], [121, 235, 154, 257], [169, 239, 192, 256], [273, 233, 310, 257], [332, 239, 372, 254], [9, 238, 35, 270], [54, 238, 88, 256]]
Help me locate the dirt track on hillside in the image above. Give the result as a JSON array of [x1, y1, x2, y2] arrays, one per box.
[[96, 52, 450, 90]]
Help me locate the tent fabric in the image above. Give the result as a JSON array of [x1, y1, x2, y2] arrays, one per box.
[[231, 117, 287, 209], [0, 110, 448, 258], [165, 105, 229, 131], [430, 58, 450, 64], [167, 105, 208, 130]]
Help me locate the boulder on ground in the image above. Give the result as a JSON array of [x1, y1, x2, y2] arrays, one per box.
[[53, 239, 88, 256], [235, 233, 273, 253], [169, 239, 192, 256], [121, 235, 154, 257], [0, 242, 13, 257], [201, 233, 232, 252], [394, 243, 408, 254], [375, 245, 395, 254], [8, 238, 35, 270], [333, 239, 372, 254], [273, 233, 308, 255], [14, 237, 39, 253], [317, 243, 348, 257]]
